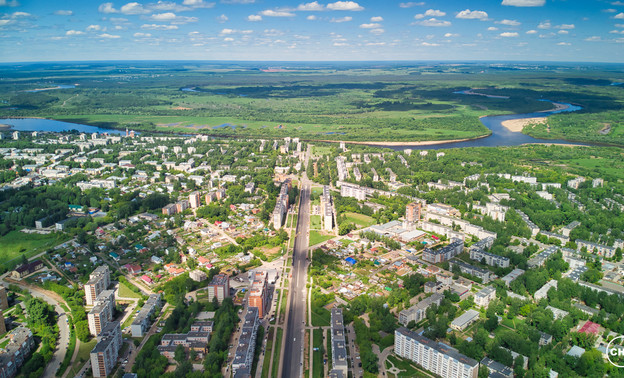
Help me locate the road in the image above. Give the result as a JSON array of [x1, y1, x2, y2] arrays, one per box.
[[1, 276, 70, 378], [281, 177, 311, 378]]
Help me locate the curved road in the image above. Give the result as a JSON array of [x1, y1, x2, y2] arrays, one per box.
[[281, 177, 311, 378], [1, 276, 70, 378]]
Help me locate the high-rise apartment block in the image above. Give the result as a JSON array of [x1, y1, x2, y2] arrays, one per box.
[[88, 290, 115, 336], [85, 265, 110, 306], [206, 274, 230, 304], [90, 322, 122, 378], [248, 271, 270, 318]]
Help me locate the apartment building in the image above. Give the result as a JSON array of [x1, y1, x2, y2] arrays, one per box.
[[90, 322, 122, 378], [206, 273, 230, 304], [232, 307, 259, 375], [131, 294, 162, 337], [399, 293, 444, 326], [422, 239, 464, 264], [85, 265, 111, 306], [88, 290, 115, 336], [395, 327, 478, 378], [330, 308, 348, 378], [248, 271, 270, 318]]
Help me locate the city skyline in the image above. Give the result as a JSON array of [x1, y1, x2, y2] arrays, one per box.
[[1, 0, 624, 63]]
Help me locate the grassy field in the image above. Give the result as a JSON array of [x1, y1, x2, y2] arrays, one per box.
[[386, 355, 430, 377], [501, 316, 527, 330], [271, 328, 283, 378], [312, 328, 324, 378], [261, 327, 274, 378], [0, 231, 70, 267], [343, 212, 376, 228], [67, 338, 97, 377], [309, 231, 334, 247], [118, 282, 142, 299], [309, 215, 322, 230]]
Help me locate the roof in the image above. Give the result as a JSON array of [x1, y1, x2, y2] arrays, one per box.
[[396, 327, 478, 368], [345, 257, 357, 265], [578, 320, 600, 335], [567, 345, 586, 358]]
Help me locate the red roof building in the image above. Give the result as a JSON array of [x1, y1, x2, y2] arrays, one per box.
[[578, 320, 600, 335], [141, 275, 153, 284]]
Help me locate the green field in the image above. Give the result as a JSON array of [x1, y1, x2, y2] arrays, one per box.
[[261, 327, 274, 378], [309, 215, 322, 230], [309, 231, 334, 247], [271, 328, 283, 378], [0, 231, 70, 267], [312, 328, 324, 378], [343, 212, 376, 228], [118, 282, 142, 299], [386, 355, 430, 378]]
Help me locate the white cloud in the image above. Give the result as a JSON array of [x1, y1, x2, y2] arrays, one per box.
[[120, 2, 149, 15], [604, 9, 617, 13], [333, 42, 348, 46], [260, 9, 295, 17], [444, 33, 459, 37], [10, 11, 30, 17], [330, 16, 352, 22], [297, 2, 324, 11], [110, 17, 128, 23], [497, 19, 520, 26], [247, 15, 262, 21], [264, 28, 283, 36], [54, 10, 73, 16], [557, 42, 570, 45], [617, 24, 624, 28], [220, 28, 235, 34], [150, 12, 176, 21], [359, 23, 381, 29], [370, 16, 383, 22], [421, 42, 439, 46], [502, 0, 545, 6], [327, 1, 363, 11], [537, 20, 551, 29], [526, 29, 537, 34], [370, 28, 384, 34], [487, 26, 498, 31], [134, 32, 151, 37], [425, 9, 446, 17], [558, 30, 568, 35], [555, 24, 575, 29], [417, 18, 451, 27], [399, 2, 424, 8], [500, 32, 519, 37], [456, 9, 488, 20], [613, 1, 624, 5], [141, 23, 178, 29], [306, 15, 316, 20], [98, 33, 121, 38], [366, 42, 386, 46], [224, 37, 234, 41], [615, 13, 624, 19], [66, 30, 84, 35], [0, 0, 19, 6], [86, 24, 103, 31], [584, 36, 601, 41], [182, 0, 215, 8], [610, 29, 624, 34], [217, 14, 228, 22], [98, 2, 118, 13]]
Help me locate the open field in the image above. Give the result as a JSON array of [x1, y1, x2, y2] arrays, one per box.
[[0, 231, 70, 267], [2, 62, 622, 144], [309, 231, 334, 247], [343, 212, 376, 228], [118, 282, 142, 299]]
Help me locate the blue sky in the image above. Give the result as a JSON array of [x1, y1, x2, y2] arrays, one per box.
[[1, 0, 624, 62]]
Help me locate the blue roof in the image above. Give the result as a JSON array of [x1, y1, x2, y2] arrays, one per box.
[[109, 252, 119, 258], [345, 257, 357, 265]]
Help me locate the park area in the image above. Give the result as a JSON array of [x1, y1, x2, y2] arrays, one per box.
[[0, 231, 69, 268]]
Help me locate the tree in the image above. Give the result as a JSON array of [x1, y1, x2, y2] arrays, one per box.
[[174, 344, 186, 364]]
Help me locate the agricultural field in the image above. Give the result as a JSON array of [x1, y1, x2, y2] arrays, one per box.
[[2, 62, 622, 144]]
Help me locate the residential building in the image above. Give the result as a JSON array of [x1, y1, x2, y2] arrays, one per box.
[[190, 270, 207, 282], [321, 186, 334, 232], [162, 203, 177, 215], [516, 210, 540, 237], [11, 260, 44, 279], [425, 212, 497, 240], [85, 265, 111, 306], [422, 239, 464, 264], [399, 293, 444, 326], [0, 287, 8, 311], [90, 322, 122, 378], [501, 269, 525, 287], [576, 239, 616, 258], [131, 294, 161, 337], [469, 248, 510, 268], [249, 271, 270, 318], [450, 309, 480, 331], [405, 202, 422, 223], [88, 290, 115, 336], [206, 274, 230, 304], [567, 176, 585, 189], [340, 183, 367, 201], [474, 286, 496, 308], [420, 222, 465, 243], [189, 191, 201, 208], [232, 307, 259, 375], [158, 321, 212, 359], [395, 327, 478, 378], [534, 280, 558, 301], [176, 200, 190, 213], [330, 308, 348, 378], [448, 259, 491, 283], [481, 357, 513, 378], [0, 327, 34, 378]]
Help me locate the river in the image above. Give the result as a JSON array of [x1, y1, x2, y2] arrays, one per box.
[[0, 99, 585, 149]]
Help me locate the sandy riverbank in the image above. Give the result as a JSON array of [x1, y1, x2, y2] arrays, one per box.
[[501, 117, 547, 132]]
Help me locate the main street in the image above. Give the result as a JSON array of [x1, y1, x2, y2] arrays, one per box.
[[280, 173, 311, 378]]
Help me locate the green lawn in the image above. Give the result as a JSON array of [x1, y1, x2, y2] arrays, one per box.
[[309, 231, 334, 247], [0, 231, 70, 267], [501, 316, 526, 330], [118, 282, 142, 299], [261, 327, 274, 378], [386, 355, 430, 377], [343, 212, 377, 228], [271, 328, 283, 378], [310, 215, 322, 230], [67, 338, 97, 377], [0, 338, 10, 348], [312, 328, 323, 378]]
